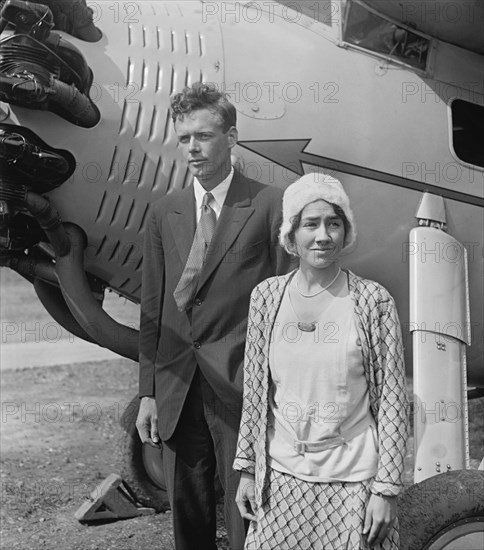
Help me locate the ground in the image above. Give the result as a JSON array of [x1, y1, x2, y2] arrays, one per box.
[[0, 270, 230, 550], [1, 360, 177, 550], [1, 271, 483, 549]]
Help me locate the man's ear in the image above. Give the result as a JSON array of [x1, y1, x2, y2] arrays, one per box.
[[227, 126, 238, 149]]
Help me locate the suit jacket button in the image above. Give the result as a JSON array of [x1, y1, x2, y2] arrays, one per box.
[[193, 341, 201, 349], [194, 298, 202, 306]]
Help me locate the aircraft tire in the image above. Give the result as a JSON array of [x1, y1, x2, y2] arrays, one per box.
[[398, 469, 484, 550], [117, 396, 170, 512]]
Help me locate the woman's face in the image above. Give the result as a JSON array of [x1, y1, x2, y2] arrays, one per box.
[[293, 200, 345, 269]]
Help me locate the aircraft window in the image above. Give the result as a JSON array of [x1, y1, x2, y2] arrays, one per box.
[[343, 0, 429, 71], [451, 100, 484, 168]]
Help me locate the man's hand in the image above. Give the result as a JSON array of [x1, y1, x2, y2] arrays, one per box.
[[362, 493, 397, 547], [235, 472, 257, 521], [135, 396, 161, 448]]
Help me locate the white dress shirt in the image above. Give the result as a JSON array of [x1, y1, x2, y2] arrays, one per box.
[[193, 166, 234, 221]]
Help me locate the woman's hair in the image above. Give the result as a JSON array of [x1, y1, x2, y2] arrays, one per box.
[[285, 201, 349, 256], [170, 82, 237, 132]]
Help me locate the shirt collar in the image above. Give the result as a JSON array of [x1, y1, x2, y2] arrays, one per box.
[[193, 166, 234, 216]]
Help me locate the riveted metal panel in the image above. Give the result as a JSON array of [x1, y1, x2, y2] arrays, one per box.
[[7, 2, 223, 299]]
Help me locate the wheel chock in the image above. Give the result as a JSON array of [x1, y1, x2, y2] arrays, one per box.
[[75, 473, 156, 522]]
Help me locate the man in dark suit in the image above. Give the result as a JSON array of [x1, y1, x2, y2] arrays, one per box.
[[136, 82, 292, 550]]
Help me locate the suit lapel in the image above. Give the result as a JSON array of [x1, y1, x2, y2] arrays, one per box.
[[197, 171, 255, 290], [167, 185, 196, 265]]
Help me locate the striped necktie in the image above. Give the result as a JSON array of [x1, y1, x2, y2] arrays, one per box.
[[173, 192, 217, 312]]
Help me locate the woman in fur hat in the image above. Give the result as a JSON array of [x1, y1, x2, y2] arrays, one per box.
[[233, 173, 409, 549]]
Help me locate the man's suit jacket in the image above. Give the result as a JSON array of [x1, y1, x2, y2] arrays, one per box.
[[139, 169, 292, 440]]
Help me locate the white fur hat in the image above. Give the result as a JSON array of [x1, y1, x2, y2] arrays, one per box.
[[279, 172, 357, 255]]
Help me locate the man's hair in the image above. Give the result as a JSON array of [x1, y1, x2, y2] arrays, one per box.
[[170, 82, 237, 132]]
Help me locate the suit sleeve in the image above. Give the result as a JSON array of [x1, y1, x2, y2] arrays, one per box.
[[138, 205, 165, 397], [371, 293, 409, 496]]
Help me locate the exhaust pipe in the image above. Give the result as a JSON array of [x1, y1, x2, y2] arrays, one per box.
[[23, 191, 139, 362]]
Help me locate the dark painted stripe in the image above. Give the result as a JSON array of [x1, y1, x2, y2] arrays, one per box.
[[300, 150, 484, 208], [239, 139, 484, 208]]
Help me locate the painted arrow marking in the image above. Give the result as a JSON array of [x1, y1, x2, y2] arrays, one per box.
[[238, 139, 484, 207]]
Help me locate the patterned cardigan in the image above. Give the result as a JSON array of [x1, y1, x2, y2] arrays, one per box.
[[233, 269, 409, 506]]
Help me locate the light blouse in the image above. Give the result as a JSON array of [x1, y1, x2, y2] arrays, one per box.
[[267, 273, 378, 482]]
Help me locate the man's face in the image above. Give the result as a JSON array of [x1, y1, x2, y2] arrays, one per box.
[[175, 109, 238, 190]]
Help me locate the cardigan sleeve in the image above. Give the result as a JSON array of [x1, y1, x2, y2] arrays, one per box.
[[233, 284, 266, 475], [371, 290, 409, 496]]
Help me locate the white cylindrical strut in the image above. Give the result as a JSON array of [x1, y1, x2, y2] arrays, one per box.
[[409, 222, 470, 483]]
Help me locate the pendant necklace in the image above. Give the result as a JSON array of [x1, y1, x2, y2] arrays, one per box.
[[294, 268, 341, 332]]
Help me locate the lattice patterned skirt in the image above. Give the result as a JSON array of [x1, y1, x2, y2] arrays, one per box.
[[244, 468, 399, 550]]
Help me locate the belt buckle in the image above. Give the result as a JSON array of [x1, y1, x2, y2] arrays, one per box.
[[294, 441, 306, 454]]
